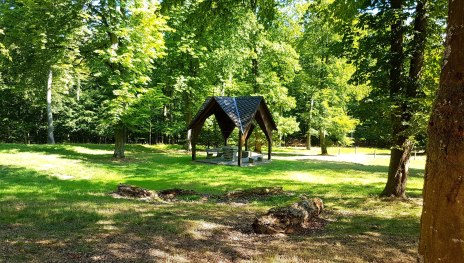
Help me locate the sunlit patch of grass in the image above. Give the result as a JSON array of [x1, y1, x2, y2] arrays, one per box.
[[0, 143, 425, 262]]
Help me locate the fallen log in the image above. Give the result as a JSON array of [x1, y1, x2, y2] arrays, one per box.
[[252, 197, 324, 234]]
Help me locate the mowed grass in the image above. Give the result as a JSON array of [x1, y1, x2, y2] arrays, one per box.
[[0, 143, 425, 262]]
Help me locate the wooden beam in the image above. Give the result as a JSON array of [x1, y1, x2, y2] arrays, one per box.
[[191, 121, 205, 161], [238, 130, 243, 166], [268, 130, 272, 160]]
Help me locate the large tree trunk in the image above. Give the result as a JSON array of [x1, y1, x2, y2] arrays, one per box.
[[382, 140, 412, 197], [319, 129, 327, 155], [419, 0, 464, 260], [113, 124, 126, 158], [383, 0, 427, 197], [46, 68, 55, 144]]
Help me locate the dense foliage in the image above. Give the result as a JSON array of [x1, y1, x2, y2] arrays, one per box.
[[0, 0, 447, 155]]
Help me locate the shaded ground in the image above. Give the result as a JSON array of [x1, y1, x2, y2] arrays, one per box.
[[0, 144, 424, 262]]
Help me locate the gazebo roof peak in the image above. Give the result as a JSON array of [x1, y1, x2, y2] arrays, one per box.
[[188, 96, 277, 133]]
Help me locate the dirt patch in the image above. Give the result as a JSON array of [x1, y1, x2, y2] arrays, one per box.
[[111, 185, 291, 204], [112, 184, 158, 200], [225, 187, 284, 199], [158, 188, 205, 201]]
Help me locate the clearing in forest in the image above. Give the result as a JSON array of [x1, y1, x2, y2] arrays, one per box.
[[0, 144, 425, 262]]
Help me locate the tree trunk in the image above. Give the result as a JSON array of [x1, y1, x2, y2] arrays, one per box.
[[419, 0, 464, 260], [254, 131, 262, 153], [149, 121, 152, 145], [319, 129, 327, 155], [46, 68, 55, 144], [383, 0, 407, 197], [250, 0, 259, 93], [184, 93, 193, 151], [381, 140, 412, 198], [113, 125, 126, 158], [306, 99, 314, 150], [383, 0, 428, 198], [306, 131, 311, 150], [408, 0, 427, 97]]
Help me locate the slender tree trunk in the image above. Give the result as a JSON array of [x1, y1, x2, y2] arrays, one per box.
[[76, 77, 81, 101], [419, 0, 464, 260], [113, 124, 126, 158], [149, 121, 152, 145], [254, 131, 262, 153], [306, 131, 311, 150], [47, 68, 55, 144], [319, 129, 327, 155], [184, 92, 193, 151], [250, 0, 259, 93], [408, 0, 427, 95], [306, 99, 314, 150]]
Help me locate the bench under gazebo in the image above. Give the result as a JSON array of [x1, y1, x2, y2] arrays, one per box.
[[187, 96, 277, 166]]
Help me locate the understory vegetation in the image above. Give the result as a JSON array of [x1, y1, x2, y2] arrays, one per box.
[[0, 144, 424, 262]]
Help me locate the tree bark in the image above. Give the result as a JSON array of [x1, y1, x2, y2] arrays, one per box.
[[46, 68, 55, 144], [319, 129, 327, 155], [382, 140, 412, 197], [419, 0, 464, 260], [113, 124, 126, 158]]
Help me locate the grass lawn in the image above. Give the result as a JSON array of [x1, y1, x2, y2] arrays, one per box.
[[0, 144, 425, 262]]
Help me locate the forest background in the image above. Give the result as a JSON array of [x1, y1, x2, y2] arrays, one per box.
[[0, 0, 446, 168]]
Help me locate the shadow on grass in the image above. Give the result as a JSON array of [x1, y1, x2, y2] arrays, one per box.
[[0, 144, 424, 196], [0, 162, 421, 262]]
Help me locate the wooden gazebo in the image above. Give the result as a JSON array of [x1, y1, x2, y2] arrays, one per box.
[[187, 96, 277, 166]]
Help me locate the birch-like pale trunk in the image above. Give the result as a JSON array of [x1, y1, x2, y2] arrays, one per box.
[[47, 68, 55, 144]]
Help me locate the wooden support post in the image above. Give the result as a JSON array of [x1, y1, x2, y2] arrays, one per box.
[[191, 123, 203, 161], [245, 139, 249, 151], [268, 137, 272, 160], [238, 130, 243, 166]]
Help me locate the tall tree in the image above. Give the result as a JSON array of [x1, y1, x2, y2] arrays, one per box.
[[419, 0, 464, 260], [46, 68, 55, 144], [85, 0, 167, 158], [294, 0, 362, 155], [381, 0, 428, 197], [333, 0, 441, 197], [0, 0, 87, 144]]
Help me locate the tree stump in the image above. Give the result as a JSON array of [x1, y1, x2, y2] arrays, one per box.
[[252, 197, 324, 234], [115, 184, 157, 199]]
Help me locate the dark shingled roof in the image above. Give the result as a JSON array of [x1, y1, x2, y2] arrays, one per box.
[[188, 96, 277, 133]]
